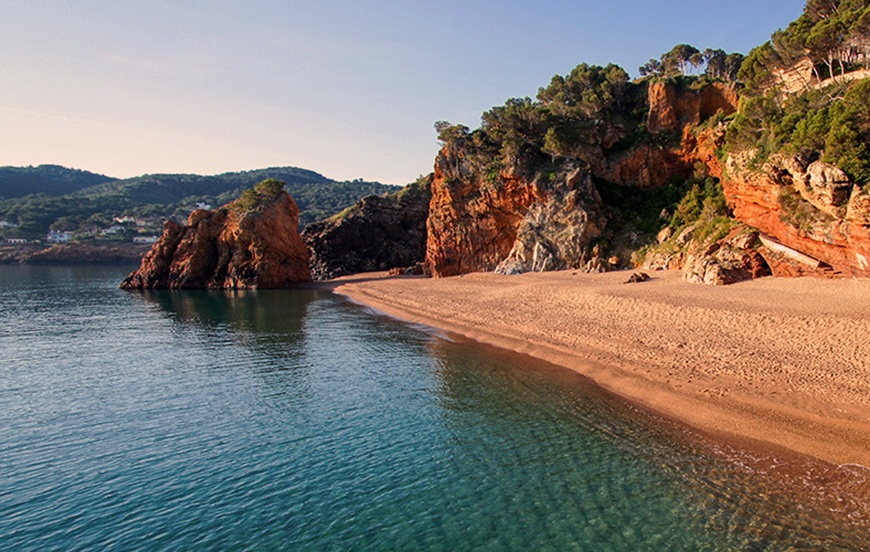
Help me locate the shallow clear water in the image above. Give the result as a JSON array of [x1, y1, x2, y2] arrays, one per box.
[[1, 265, 868, 551]]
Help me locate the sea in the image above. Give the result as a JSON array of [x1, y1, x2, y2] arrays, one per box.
[[1, 265, 868, 551]]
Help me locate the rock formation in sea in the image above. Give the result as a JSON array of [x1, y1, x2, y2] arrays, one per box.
[[301, 176, 431, 280], [120, 179, 311, 289]]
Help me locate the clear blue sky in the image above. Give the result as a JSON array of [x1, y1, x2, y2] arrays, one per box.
[[1, 1, 804, 184]]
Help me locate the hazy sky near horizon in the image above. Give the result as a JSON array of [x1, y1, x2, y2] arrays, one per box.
[[2, 1, 804, 184]]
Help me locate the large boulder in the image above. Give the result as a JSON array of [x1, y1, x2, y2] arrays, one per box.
[[682, 228, 771, 285]]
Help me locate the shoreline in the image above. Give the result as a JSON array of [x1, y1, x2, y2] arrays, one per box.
[[331, 270, 870, 467], [0, 242, 150, 265]]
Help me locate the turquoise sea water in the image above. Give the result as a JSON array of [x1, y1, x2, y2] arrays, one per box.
[[1, 265, 868, 551]]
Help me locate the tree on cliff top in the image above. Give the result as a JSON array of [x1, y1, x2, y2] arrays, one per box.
[[537, 63, 629, 118], [738, 0, 870, 90], [640, 44, 742, 81], [435, 121, 470, 145], [234, 178, 287, 212]]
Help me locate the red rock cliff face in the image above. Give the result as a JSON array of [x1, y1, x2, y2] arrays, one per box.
[[121, 191, 311, 289], [647, 81, 738, 135], [649, 81, 870, 277], [601, 82, 737, 188], [721, 153, 870, 276], [424, 145, 546, 277]]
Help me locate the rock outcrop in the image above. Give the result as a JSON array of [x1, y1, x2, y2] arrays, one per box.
[[681, 227, 771, 285], [423, 80, 740, 280], [424, 144, 542, 277], [602, 82, 737, 189], [642, 222, 772, 285], [302, 177, 431, 280], [647, 81, 739, 135], [495, 168, 605, 274], [423, 137, 608, 278], [419, 68, 870, 282], [121, 184, 310, 289], [722, 153, 870, 276]]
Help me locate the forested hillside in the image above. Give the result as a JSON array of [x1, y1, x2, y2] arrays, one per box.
[[0, 165, 113, 199], [0, 166, 397, 238]]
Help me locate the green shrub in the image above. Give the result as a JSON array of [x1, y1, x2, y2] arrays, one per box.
[[233, 179, 286, 213], [668, 178, 727, 230], [777, 187, 835, 232], [725, 76, 870, 185]]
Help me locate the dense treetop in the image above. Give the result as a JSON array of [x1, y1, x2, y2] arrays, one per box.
[[727, 0, 870, 184], [0, 165, 113, 199], [739, 0, 870, 89]]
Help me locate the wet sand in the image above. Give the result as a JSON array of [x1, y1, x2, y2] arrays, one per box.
[[331, 270, 870, 467]]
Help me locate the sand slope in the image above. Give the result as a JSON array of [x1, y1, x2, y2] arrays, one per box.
[[333, 270, 870, 466]]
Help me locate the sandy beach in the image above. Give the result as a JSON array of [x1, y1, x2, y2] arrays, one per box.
[[332, 270, 870, 467]]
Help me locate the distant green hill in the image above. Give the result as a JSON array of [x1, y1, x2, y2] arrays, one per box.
[[0, 165, 114, 199], [0, 166, 399, 238]]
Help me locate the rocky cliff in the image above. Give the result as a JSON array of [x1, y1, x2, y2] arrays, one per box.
[[422, 63, 870, 283], [423, 141, 613, 278], [721, 153, 870, 276], [423, 78, 743, 280], [425, 145, 550, 277], [121, 181, 311, 289], [494, 167, 607, 274], [302, 177, 431, 280]]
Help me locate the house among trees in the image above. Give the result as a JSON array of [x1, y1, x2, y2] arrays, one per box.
[[46, 230, 73, 243]]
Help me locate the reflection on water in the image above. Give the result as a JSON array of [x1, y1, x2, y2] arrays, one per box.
[[141, 288, 319, 336], [0, 265, 868, 551], [138, 288, 322, 367]]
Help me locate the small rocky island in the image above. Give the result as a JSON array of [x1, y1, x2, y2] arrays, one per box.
[[121, 179, 311, 289]]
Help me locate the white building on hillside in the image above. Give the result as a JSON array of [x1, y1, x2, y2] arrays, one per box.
[[46, 231, 73, 243], [132, 235, 159, 244]]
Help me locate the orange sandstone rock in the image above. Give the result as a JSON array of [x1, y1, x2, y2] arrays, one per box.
[[121, 191, 311, 289], [721, 154, 870, 277]]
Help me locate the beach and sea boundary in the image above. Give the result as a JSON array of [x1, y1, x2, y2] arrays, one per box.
[[332, 270, 870, 468]]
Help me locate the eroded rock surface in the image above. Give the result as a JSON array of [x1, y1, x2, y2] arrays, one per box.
[[121, 188, 310, 289], [302, 178, 431, 280]]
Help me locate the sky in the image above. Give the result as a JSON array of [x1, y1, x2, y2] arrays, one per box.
[[1, 0, 805, 185]]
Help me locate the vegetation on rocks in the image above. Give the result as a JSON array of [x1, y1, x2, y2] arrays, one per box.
[[232, 179, 288, 213], [727, 1, 870, 183]]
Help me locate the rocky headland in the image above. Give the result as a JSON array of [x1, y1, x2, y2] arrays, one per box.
[[420, 70, 870, 283], [421, 78, 764, 284], [121, 179, 311, 289]]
